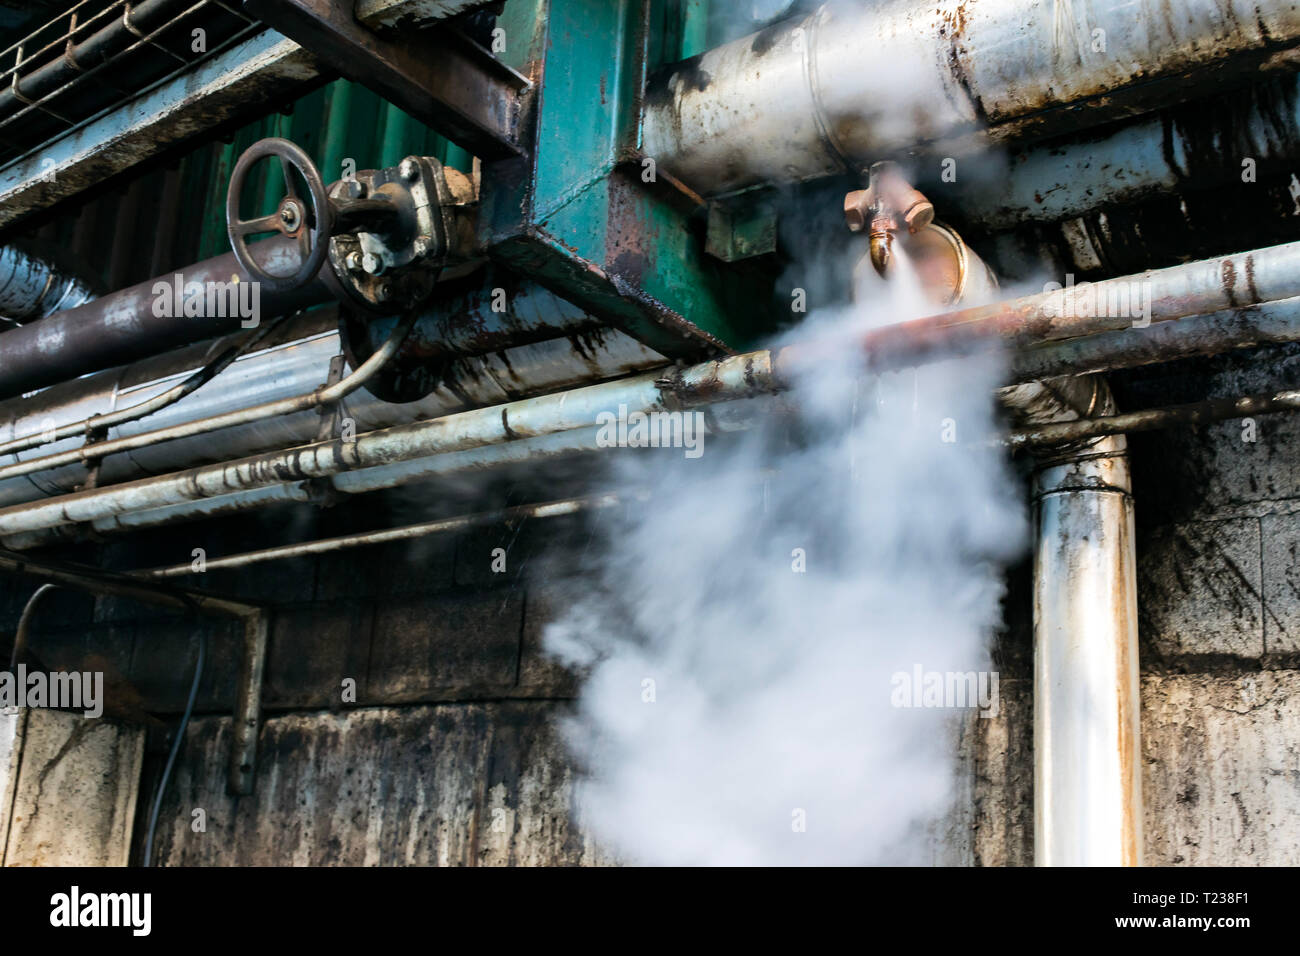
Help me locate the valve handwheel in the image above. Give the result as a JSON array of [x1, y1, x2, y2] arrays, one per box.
[[226, 138, 332, 295]]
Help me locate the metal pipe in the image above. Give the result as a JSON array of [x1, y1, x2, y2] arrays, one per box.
[[0, 320, 667, 508], [0, 322, 277, 459], [4, 237, 1300, 536], [948, 72, 1300, 229], [807, 240, 1300, 371], [0, 244, 97, 324], [141, 492, 633, 577], [1009, 296, 1300, 382], [1013, 388, 1300, 447], [0, 309, 419, 485], [0, 0, 190, 123], [642, 0, 1300, 196], [0, 352, 776, 537], [0, 235, 340, 400], [1033, 429, 1142, 866]]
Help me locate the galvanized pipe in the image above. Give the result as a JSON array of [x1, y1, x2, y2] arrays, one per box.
[[0, 319, 666, 508], [1013, 387, 1300, 447], [1033, 430, 1143, 866], [949, 73, 1300, 229], [642, 0, 1300, 195], [1009, 296, 1300, 382], [0, 309, 419, 485], [822, 240, 1300, 369], [0, 353, 775, 537], [0, 322, 276, 460]]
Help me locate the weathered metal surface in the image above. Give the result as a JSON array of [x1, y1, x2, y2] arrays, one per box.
[[0, 0, 260, 167], [356, 0, 489, 31], [142, 493, 628, 577], [778, 240, 1300, 372], [147, 704, 615, 865], [643, 0, 1300, 195], [0, 30, 321, 231], [0, 243, 97, 323], [0, 708, 144, 867], [0, 316, 666, 511], [1034, 432, 1143, 866], [1010, 296, 1300, 382], [0, 349, 770, 537], [947, 73, 1300, 229], [245, 0, 530, 158], [1013, 389, 1300, 447], [483, 0, 772, 355], [0, 235, 339, 400]]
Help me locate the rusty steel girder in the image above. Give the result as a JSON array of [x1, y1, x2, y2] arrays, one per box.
[[244, 0, 531, 159]]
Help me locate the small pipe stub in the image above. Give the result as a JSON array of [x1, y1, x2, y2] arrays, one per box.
[[844, 161, 936, 277]]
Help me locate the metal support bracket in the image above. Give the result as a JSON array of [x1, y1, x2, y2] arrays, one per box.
[[0, 550, 270, 796], [244, 0, 531, 159]]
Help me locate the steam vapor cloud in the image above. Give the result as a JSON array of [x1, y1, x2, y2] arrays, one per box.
[[544, 260, 1028, 865]]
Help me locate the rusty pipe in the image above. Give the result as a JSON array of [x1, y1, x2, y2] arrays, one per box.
[[0, 235, 342, 400]]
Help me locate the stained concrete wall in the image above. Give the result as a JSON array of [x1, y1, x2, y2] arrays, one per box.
[[0, 708, 144, 866]]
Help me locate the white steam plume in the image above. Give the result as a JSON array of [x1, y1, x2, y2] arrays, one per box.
[[544, 252, 1028, 865]]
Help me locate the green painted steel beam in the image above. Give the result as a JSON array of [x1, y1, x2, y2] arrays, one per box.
[[481, 0, 774, 358]]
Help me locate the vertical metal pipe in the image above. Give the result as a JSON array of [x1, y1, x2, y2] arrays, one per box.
[[1033, 433, 1143, 866]]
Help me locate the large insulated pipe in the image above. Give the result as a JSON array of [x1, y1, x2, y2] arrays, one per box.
[[0, 235, 338, 399], [1033, 425, 1143, 866], [0, 244, 97, 323], [642, 0, 1300, 195], [948, 73, 1300, 229]]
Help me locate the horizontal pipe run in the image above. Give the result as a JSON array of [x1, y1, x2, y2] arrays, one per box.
[[0, 235, 339, 399], [0, 310, 418, 484], [0, 353, 777, 537], [0, 321, 668, 510], [0, 244, 97, 323], [141, 492, 634, 578], [950, 73, 1300, 229], [1009, 296, 1300, 382], [0, 30, 320, 230], [1010, 389, 1300, 447], [0, 0, 186, 124], [642, 0, 1300, 195], [0, 322, 277, 459], [0, 549, 257, 620], [814, 241, 1300, 370]]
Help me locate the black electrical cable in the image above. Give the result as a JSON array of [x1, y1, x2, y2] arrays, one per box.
[[142, 622, 206, 868], [8, 582, 60, 673]]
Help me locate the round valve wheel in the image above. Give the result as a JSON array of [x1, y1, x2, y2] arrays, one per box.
[[225, 138, 332, 295]]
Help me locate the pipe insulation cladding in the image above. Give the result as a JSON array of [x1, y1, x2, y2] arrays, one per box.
[[0, 245, 97, 323], [641, 0, 1300, 196]]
